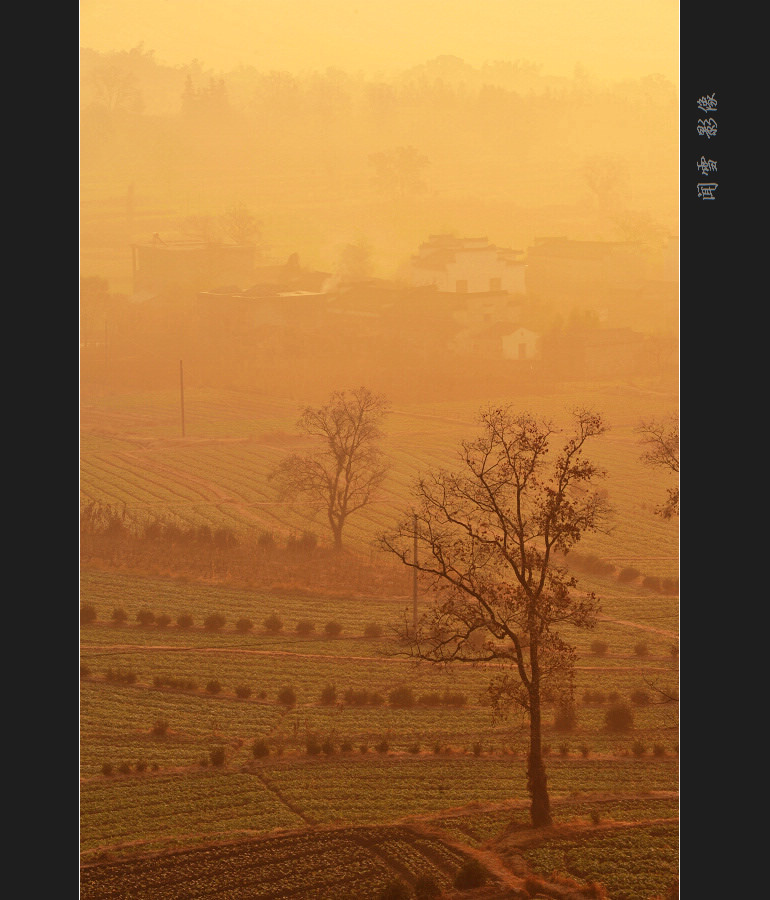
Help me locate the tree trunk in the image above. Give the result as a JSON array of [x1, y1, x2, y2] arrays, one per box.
[[527, 687, 553, 827]]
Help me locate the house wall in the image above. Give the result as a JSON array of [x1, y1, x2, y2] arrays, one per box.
[[502, 328, 540, 360]]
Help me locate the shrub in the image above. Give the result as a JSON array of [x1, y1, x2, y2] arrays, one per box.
[[155, 613, 172, 627], [81, 663, 91, 678], [101, 763, 113, 776], [111, 608, 127, 625], [633, 641, 650, 657], [344, 688, 368, 706], [590, 640, 609, 657], [136, 609, 155, 626], [454, 858, 488, 889], [256, 531, 276, 552], [642, 575, 662, 592], [359, 743, 369, 754], [632, 740, 647, 757], [118, 762, 131, 775], [340, 740, 353, 753], [151, 719, 169, 737], [204, 613, 226, 632], [134, 759, 147, 773], [369, 692, 385, 707], [580, 744, 591, 758], [199, 756, 209, 767], [263, 613, 283, 634], [618, 566, 641, 583], [670, 643, 679, 658], [418, 691, 442, 707], [389, 685, 415, 708], [364, 623, 383, 638], [630, 689, 651, 706], [210, 747, 226, 767], [409, 742, 421, 754], [590, 809, 601, 825], [653, 743, 666, 757], [415, 874, 442, 899], [252, 739, 269, 759], [473, 741, 483, 757], [441, 691, 467, 708], [379, 880, 410, 900], [236, 618, 254, 634], [206, 680, 222, 695], [554, 703, 577, 731], [542, 743, 552, 756], [277, 685, 296, 707], [608, 691, 621, 703], [306, 735, 322, 756], [177, 613, 194, 629], [559, 742, 570, 757], [235, 685, 252, 699], [81, 603, 97, 624], [296, 619, 315, 636], [325, 621, 343, 637], [321, 737, 336, 756], [605, 701, 634, 733], [661, 577, 679, 595], [375, 738, 390, 754], [320, 684, 337, 705]]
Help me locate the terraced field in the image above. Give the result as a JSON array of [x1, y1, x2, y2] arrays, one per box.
[[80, 384, 678, 898]]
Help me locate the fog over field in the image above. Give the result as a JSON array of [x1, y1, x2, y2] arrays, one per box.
[[80, 4, 679, 897]]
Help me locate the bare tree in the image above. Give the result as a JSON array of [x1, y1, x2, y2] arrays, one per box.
[[381, 407, 609, 827], [636, 415, 679, 519], [220, 203, 262, 245], [270, 388, 390, 551]]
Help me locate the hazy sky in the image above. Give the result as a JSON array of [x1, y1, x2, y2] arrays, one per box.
[[79, 0, 679, 83]]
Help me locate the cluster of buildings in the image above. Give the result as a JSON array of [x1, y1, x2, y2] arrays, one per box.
[[119, 231, 677, 381]]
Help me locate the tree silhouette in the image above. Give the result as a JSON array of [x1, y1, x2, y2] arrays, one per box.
[[381, 407, 609, 826], [270, 388, 390, 551]]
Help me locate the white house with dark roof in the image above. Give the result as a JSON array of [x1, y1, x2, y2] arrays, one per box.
[[405, 234, 526, 295]]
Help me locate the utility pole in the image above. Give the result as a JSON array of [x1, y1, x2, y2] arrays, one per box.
[[180, 360, 186, 437], [412, 513, 418, 629]]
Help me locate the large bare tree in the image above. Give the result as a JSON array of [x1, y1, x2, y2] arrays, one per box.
[[270, 388, 390, 551], [381, 407, 609, 827], [636, 414, 679, 519]]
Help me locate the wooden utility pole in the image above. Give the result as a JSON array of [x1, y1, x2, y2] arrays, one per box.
[[413, 513, 418, 629], [180, 360, 186, 437]]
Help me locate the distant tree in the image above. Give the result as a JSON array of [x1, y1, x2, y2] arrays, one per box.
[[581, 154, 630, 212], [270, 387, 390, 551], [88, 62, 143, 113], [337, 239, 374, 281], [180, 214, 221, 244], [381, 407, 609, 827], [220, 203, 261, 245], [369, 146, 430, 199], [636, 414, 679, 519]]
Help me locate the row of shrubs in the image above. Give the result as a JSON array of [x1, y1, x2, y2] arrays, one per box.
[[564, 551, 679, 594], [588, 639, 678, 658], [80, 604, 386, 640], [320, 684, 467, 709], [554, 700, 642, 733]]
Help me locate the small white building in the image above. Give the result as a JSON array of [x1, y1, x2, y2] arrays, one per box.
[[502, 327, 540, 361], [405, 235, 526, 295]]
